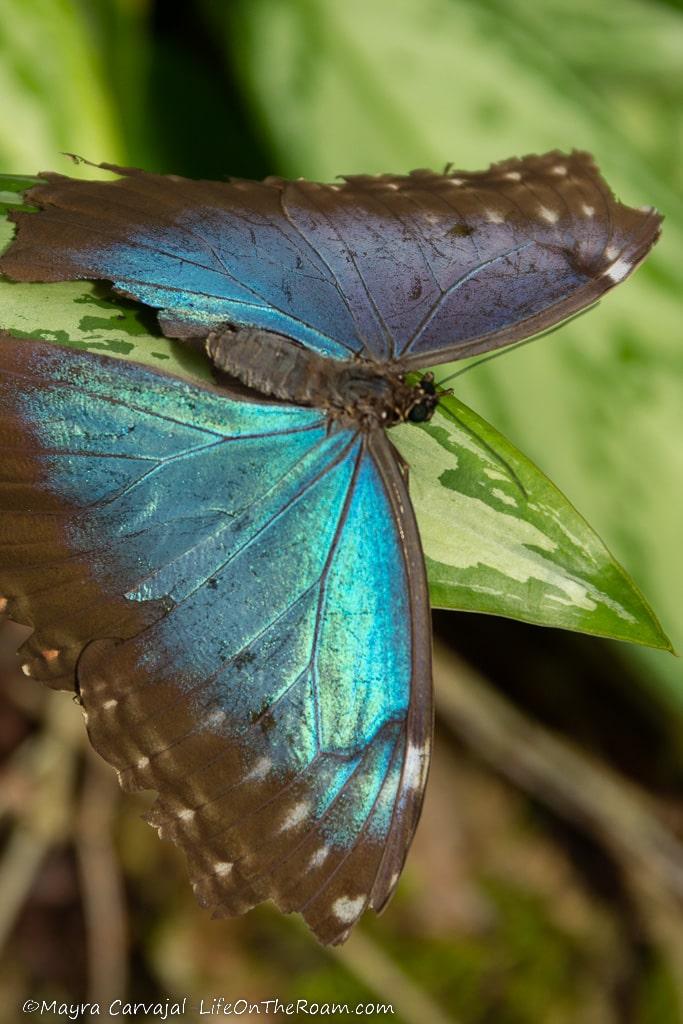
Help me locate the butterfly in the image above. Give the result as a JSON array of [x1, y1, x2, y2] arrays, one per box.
[[0, 150, 661, 944]]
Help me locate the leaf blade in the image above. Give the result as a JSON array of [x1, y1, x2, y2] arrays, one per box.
[[393, 392, 672, 650]]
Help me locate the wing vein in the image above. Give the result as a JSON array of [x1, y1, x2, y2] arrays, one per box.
[[400, 241, 535, 356], [308, 440, 365, 753]]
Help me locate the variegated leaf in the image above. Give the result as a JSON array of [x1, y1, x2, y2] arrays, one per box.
[[392, 394, 670, 648]]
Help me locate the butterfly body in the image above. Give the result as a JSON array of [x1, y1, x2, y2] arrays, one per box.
[[206, 325, 439, 428], [0, 151, 661, 943]]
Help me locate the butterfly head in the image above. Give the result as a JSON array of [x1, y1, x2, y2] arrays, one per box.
[[328, 366, 442, 430], [406, 373, 440, 424]]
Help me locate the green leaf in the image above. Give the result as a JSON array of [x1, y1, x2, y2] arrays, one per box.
[[393, 394, 670, 650], [0, 175, 43, 216], [213, 0, 682, 692], [0, 175, 671, 651]]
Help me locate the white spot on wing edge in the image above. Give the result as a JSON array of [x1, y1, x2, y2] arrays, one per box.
[[178, 808, 196, 822], [446, 177, 464, 186], [103, 699, 118, 710], [551, 164, 567, 176], [485, 209, 504, 224], [332, 895, 366, 923], [582, 204, 595, 217], [603, 256, 633, 283], [403, 741, 430, 791], [21, 663, 32, 677], [503, 170, 521, 181], [539, 206, 559, 224], [309, 846, 329, 869], [279, 800, 310, 831], [205, 708, 227, 728], [214, 861, 232, 877], [245, 756, 271, 782]]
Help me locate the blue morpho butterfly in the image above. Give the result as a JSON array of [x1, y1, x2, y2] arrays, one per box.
[[0, 151, 661, 943]]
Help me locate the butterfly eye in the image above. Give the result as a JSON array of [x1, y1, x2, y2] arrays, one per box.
[[408, 401, 430, 423]]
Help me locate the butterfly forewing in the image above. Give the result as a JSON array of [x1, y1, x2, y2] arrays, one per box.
[[0, 151, 661, 370]]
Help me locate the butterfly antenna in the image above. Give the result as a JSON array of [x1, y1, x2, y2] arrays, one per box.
[[435, 304, 598, 388]]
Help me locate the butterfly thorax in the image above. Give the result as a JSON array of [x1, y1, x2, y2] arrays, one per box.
[[206, 326, 439, 429]]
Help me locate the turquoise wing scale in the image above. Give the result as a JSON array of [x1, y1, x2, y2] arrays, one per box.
[[0, 337, 431, 943]]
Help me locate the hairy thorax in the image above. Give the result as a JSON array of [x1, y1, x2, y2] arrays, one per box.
[[206, 326, 439, 430]]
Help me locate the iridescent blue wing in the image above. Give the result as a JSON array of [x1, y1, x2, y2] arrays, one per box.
[[0, 338, 431, 943], [0, 151, 660, 367]]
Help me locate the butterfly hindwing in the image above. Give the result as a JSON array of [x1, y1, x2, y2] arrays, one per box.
[[0, 151, 661, 369], [0, 333, 328, 687], [0, 338, 431, 942]]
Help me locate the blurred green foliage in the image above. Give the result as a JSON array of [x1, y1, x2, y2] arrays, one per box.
[[0, 1, 681, 1021]]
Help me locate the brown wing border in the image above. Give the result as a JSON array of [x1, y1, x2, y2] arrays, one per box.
[[365, 429, 434, 916]]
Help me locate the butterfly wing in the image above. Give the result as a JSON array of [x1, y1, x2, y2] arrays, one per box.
[[0, 151, 660, 368], [0, 338, 431, 943], [337, 150, 662, 366], [0, 167, 370, 362]]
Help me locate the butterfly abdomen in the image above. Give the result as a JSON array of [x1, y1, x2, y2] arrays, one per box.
[[206, 324, 329, 403], [206, 326, 437, 429]]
